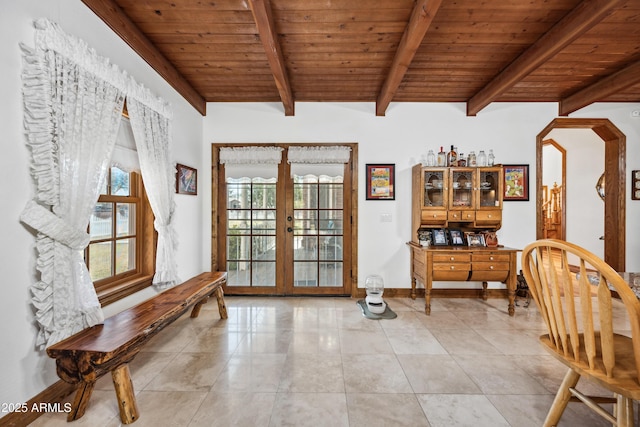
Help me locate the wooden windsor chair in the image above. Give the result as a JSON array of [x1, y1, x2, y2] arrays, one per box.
[[521, 239, 640, 426]]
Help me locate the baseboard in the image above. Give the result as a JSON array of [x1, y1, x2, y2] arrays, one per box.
[[0, 380, 76, 426], [354, 288, 508, 299]]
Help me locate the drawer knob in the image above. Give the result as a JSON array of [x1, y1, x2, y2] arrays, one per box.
[[450, 266, 455, 270], [489, 256, 494, 260], [490, 265, 494, 270], [433, 214, 437, 218], [488, 214, 492, 218], [450, 257, 455, 261]]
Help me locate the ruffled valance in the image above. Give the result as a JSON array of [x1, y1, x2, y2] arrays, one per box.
[[219, 146, 284, 164], [30, 18, 172, 119], [287, 146, 351, 164]]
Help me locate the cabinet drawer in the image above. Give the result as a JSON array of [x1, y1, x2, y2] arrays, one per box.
[[433, 253, 471, 263], [448, 210, 475, 222], [433, 265, 470, 281], [421, 210, 447, 223], [472, 253, 510, 263], [472, 261, 510, 272], [475, 210, 502, 224], [469, 270, 509, 282]]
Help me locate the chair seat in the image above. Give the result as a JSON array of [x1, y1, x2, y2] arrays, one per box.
[[540, 333, 640, 400]]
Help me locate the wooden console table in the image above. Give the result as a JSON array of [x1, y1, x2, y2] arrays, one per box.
[[408, 242, 519, 316]]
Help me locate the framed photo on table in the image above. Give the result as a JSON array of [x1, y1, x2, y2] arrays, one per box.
[[466, 232, 486, 247], [365, 164, 395, 200], [176, 163, 197, 195], [431, 228, 449, 246], [503, 164, 529, 201], [448, 229, 465, 246]]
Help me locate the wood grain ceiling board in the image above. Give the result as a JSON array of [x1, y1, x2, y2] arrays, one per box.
[[84, 0, 640, 116]]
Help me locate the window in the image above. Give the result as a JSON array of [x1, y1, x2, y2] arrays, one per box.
[[85, 166, 155, 305]]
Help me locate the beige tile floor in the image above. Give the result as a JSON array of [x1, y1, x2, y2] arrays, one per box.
[[32, 295, 636, 426]]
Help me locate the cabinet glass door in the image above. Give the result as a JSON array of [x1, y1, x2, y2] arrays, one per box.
[[451, 169, 473, 209], [479, 169, 501, 208], [423, 170, 445, 208]]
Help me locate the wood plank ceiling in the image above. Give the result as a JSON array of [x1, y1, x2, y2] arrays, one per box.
[[82, 0, 640, 117]]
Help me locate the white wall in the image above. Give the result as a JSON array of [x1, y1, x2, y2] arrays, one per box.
[[1, 0, 203, 409]]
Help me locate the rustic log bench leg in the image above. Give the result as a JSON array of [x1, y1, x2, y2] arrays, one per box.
[[190, 296, 209, 318], [215, 286, 228, 319], [112, 364, 139, 424], [189, 286, 228, 320], [67, 380, 96, 421]]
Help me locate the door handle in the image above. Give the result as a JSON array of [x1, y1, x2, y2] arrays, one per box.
[[287, 227, 293, 232], [287, 216, 292, 221]]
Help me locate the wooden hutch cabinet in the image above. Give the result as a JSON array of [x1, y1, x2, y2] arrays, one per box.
[[409, 164, 518, 316]]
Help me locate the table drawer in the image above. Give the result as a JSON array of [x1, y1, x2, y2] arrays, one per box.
[[472, 253, 511, 263], [433, 253, 471, 263], [472, 261, 510, 272], [433, 264, 470, 281], [469, 270, 509, 282], [432, 262, 471, 282]]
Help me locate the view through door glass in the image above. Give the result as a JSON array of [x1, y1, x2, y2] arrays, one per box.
[[226, 176, 277, 287], [292, 173, 344, 289]]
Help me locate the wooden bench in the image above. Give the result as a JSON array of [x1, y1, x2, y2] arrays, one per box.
[[46, 271, 228, 424]]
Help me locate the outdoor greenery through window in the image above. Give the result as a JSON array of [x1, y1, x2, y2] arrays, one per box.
[[86, 167, 139, 289], [226, 177, 277, 287]]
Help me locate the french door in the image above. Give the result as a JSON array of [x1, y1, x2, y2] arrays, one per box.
[[214, 144, 356, 296]]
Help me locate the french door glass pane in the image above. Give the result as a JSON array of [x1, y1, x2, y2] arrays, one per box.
[[226, 177, 277, 287], [293, 174, 344, 288]]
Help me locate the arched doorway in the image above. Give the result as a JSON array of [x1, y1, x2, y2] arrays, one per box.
[[536, 118, 626, 272]]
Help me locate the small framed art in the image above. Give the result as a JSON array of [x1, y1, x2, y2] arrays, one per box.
[[503, 164, 529, 201], [449, 229, 465, 246], [366, 164, 395, 200], [431, 228, 449, 246], [176, 163, 197, 195], [466, 232, 486, 247]]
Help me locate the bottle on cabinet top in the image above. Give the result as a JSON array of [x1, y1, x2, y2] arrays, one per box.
[[477, 150, 487, 167], [447, 145, 457, 167], [488, 149, 495, 166], [437, 146, 446, 167], [426, 149, 436, 166]]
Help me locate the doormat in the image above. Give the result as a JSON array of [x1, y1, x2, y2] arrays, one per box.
[[356, 299, 397, 320]]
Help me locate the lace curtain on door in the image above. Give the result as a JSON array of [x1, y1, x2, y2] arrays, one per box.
[[20, 18, 174, 347]]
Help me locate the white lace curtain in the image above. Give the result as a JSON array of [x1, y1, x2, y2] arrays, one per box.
[[20, 18, 174, 347], [127, 98, 178, 288]]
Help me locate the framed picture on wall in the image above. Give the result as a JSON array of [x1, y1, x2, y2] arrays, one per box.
[[365, 163, 395, 200], [503, 164, 529, 201], [176, 163, 197, 195]]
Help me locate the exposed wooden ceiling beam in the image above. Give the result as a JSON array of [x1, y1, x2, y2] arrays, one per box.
[[81, 0, 206, 116], [376, 0, 443, 117], [559, 59, 640, 116], [249, 0, 295, 116], [466, 0, 624, 116]]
